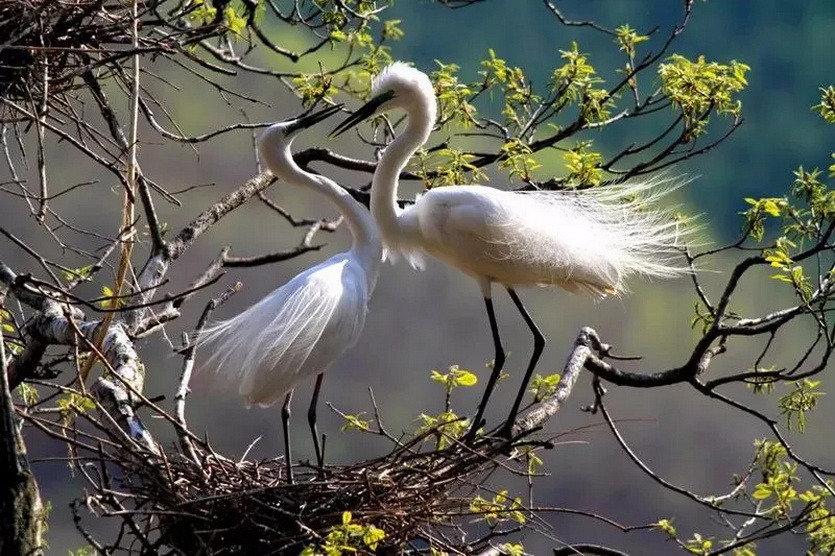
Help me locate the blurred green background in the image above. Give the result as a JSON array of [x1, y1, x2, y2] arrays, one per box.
[[4, 0, 835, 553]]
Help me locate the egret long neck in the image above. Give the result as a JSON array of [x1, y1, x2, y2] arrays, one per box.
[[370, 103, 434, 243], [310, 174, 381, 262], [260, 137, 381, 269]]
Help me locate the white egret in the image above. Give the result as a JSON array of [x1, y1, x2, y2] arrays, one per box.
[[198, 104, 382, 481], [332, 62, 693, 440]]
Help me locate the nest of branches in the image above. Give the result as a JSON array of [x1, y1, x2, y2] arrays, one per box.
[[1, 0, 129, 101], [26, 382, 537, 555], [123, 435, 516, 554], [0, 0, 233, 103]]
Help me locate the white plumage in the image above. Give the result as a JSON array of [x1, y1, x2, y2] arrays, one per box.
[[199, 254, 372, 407], [392, 177, 689, 298], [197, 105, 381, 479], [332, 62, 695, 439]]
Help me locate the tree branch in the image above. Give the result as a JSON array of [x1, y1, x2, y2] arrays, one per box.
[[0, 281, 45, 554]]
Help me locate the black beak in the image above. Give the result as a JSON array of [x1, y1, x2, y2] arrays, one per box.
[[285, 103, 344, 135], [330, 91, 396, 137]]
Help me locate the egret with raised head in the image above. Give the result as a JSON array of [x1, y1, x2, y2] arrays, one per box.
[[332, 62, 693, 439], [198, 104, 382, 481]]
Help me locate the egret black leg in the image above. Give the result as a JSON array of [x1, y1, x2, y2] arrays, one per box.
[[307, 373, 325, 471], [465, 296, 506, 441], [281, 390, 294, 484], [501, 288, 545, 438]]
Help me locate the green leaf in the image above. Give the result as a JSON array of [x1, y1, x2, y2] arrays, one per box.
[[752, 483, 773, 500], [529, 373, 561, 401], [655, 518, 677, 537], [761, 199, 781, 216], [526, 449, 543, 475], [382, 19, 403, 42], [415, 410, 467, 450], [812, 85, 835, 123], [450, 366, 477, 387], [362, 526, 386, 550], [615, 24, 650, 58], [341, 413, 371, 432], [658, 55, 749, 140], [500, 543, 525, 556], [223, 6, 246, 35], [779, 379, 825, 432], [499, 139, 541, 182], [429, 365, 477, 390], [563, 141, 603, 185], [57, 393, 97, 425], [68, 547, 98, 556], [100, 285, 116, 309], [17, 383, 39, 406]]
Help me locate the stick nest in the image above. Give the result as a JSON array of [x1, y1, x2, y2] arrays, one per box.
[[0, 0, 223, 102], [53, 408, 525, 555]]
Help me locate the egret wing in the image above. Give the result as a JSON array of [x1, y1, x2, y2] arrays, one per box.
[[408, 187, 502, 275], [197, 256, 370, 407]]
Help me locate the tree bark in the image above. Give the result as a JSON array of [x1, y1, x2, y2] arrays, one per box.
[[0, 286, 45, 555]]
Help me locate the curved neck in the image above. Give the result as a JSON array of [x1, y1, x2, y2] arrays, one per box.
[[370, 102, 435, 242], [260, 133, 381, 265]]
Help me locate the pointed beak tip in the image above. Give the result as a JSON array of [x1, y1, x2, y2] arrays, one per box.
[[291, 104, 345, 133], [329, 126, 347, 139], [328, 92, 393, 139], [329, 118, 357, 139], [330, 111, 368, 139]]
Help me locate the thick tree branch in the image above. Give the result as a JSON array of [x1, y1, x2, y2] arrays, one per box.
[[513, 328, 591, 433], [126, 169, 275, 332], [0, 282, 45, 555], [2, 259, 158, 453]]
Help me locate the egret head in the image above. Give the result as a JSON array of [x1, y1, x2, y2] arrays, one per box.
[[260, 103, 344, 149], [258, 104, 343, 179], [331, 62, 437, 137]]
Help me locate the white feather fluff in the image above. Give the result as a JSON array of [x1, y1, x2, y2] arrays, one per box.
[[382, 173, 695, 298], [363, 62, 696, 299], [196, 255, 371, 407], [194, 107, 382, 409]]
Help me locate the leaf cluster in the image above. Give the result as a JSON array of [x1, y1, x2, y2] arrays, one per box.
[[301, 511, 387, 555]]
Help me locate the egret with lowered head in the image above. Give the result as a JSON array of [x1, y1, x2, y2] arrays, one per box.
[[332, 62, 693, 440], [198, 104, 382, 481]]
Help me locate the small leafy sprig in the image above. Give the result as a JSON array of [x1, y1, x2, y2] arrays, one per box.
[[300, 511, 386, 556]]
